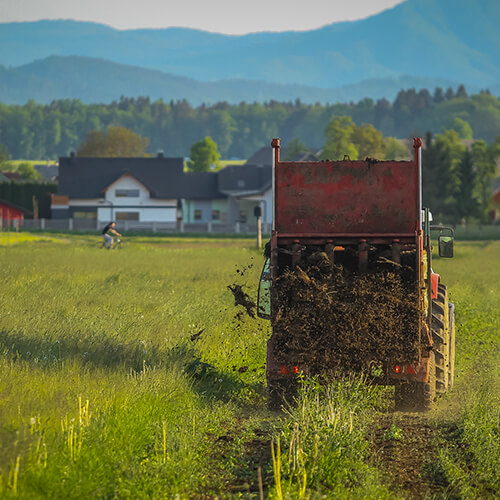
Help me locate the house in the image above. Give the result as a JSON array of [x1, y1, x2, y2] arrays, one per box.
[[0, 199, 31, 225], [182, 165, 272, 225], [2, 172, 22, 181], [53, 147, 277, 226], [54, 153, 184, 223], [34, 163, 59, 181]]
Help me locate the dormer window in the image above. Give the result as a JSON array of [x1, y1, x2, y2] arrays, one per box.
[[115, 189, 140, 197]]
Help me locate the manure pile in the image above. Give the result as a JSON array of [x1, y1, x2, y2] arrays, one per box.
[[272, 252, 426, 374]]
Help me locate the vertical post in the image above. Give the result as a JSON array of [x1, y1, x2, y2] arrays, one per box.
[[271, 138, 280, 232], [32, 195, 39, 220], [41, 218, 46, 230], [152, 221, 157, 233], [180, 221, 185, 233], [235, 221, 240, 234], [69, 218, 73, 230], [96, 217, 100, 230], [257, 216, 262, 249], [207, 222, 212, 233]]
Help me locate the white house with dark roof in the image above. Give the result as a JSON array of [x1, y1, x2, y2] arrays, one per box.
[[53, 152, 273, 226], [54, 152, 183, 223]]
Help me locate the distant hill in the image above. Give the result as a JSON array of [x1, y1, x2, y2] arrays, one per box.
[[0, 0, 499, 90], [0, 56, 481, 106]]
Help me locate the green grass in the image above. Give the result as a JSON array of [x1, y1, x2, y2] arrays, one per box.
[[0, 237, 498, 497], [0, 236, 268, 497], [429, 241, 500, 498], [269, 377, 393, 499], [2, 161, 45, 170]]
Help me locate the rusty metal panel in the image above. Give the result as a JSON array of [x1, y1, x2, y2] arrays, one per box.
[[275, 160, 418, 236]]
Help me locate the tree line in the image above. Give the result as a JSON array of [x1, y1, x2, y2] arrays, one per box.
[[0, 87, 499, 160]]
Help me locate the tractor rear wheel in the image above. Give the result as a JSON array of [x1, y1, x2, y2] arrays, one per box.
[[432, 284, 450, 394], [448, 303, 456, 389], [394, 351, 436, 411]]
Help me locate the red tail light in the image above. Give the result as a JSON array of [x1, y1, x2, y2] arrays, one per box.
[[395, 365, 401, 374], [294, 366, 299, 374], [278, 365, 289, 375]]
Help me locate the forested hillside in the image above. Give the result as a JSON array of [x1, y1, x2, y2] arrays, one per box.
[[0, 56, 476, 106], [0, 90, 498, 160]]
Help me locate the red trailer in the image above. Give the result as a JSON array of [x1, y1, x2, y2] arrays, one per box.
[[257, 138, 455, 410]]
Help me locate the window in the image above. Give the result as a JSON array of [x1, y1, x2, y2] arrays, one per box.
[[239, 210, 247, 223], [116, 212, 139, 221], [194, 209, 202, 221], [212, 209, 220, 221], [73, 211, 96, 220], [115, 189, 140, 197]]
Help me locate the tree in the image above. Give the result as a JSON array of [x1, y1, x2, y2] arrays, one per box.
[[433, 87, 444, 103], [447, 117, 473, 140], [17, 162, 42, 181], [457, 150, 479, 222], [284, 138, 309, 160], [445, 87, 455, 100], [431, 130, 466, 219], [456, 84, 468, 99], [187, 136, 221, 172], [0, 143, 10, 166], [384, 137, 408, 160], [77, 126, 150, 157], [321, 116, 358, 160], [351, 123, 385, 159], [472, 140, 498, 223]]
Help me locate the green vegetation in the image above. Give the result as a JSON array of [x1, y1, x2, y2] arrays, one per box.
[[187, 136, 221, 172], [423, 131, 499, 223], [0, 236, 498, 497], [427, 242, 500, 498], [0, 91, 499, 160], [77, 126, 150, 157], [269, 378, 392, 498]]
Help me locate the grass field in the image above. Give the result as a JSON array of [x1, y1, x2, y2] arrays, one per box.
[[0, 235, 498, 498]]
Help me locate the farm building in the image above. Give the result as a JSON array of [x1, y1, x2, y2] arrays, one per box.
[[0, 199, 31, 226]]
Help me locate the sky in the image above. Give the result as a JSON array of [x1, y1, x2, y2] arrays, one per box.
[[0, 0, 406, 34]]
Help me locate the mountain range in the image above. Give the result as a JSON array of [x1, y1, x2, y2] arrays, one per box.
[[0, 0, 499, 105], [1, 56, 485, 106]]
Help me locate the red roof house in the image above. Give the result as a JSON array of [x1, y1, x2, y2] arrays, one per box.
[[0, 199, 31, 222]]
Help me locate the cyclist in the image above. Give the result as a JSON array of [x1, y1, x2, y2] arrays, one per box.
[[102, 221, 121, 249]]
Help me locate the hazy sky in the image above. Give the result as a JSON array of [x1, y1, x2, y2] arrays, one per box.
[[0, 0, 406, 34]]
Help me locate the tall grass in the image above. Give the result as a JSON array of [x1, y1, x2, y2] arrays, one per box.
[[269, 377, 392, 499], [0, 237, 267, 497], [0, 236, 498, 497], [430, 241, 500, 497]]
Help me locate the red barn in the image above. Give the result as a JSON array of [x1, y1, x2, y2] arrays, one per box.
[[0, 199, 31, 226]]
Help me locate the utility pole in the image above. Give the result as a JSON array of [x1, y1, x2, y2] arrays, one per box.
[[254, 205, 262, 249], [32, 195, 39, 220]]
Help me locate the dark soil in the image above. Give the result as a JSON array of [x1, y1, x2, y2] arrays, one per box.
[[272, 252, 427, 374], [372, 413, 444, 499], [228, 284, 256, 318]]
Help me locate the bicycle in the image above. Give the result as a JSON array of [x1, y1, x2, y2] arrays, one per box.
[[98, 237, 127, 250]]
